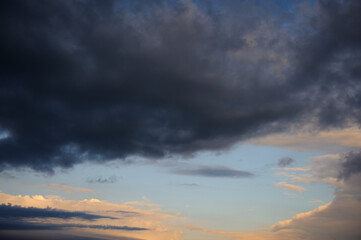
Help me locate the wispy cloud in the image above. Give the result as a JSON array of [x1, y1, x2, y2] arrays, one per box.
[[43, 184, 94, 194], [171, 165, 253, 178], [0, 203, 115, 220], [274, 182, 306, 192], [180, 183, 199, 187], [251, 128, 361, 152], [87, 175, 117, 184]]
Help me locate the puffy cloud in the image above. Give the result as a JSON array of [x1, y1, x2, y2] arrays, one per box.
[[266, 151, 361, 240], [270, 174, 361, 240]]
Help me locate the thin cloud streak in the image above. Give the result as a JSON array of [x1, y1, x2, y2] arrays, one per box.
[[0, 203, 116, 220], [43, 184, 94, 194], [171, 165, 253, 178], [274, 182, 306, 192]]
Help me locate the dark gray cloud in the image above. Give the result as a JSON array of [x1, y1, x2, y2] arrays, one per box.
[[0, 220, 148, 231], [290, 0, 361, 128], [172, 165, 253, 178], [0, 0, 361, 172], [0, 231, 141, 240], [0, 231, 140, 240], [339, 151, 361, 180], [0, 204, 116, 221], [0, 204, 147, 237], [278, 157, 294, 167], [87, 175, 117, 184]]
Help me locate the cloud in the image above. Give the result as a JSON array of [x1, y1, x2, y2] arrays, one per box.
[[339, 151, 361, 180], [0, 204, 146, 240], [1, 0, 361, 172], [270, 176, 361, 240], [0, 203, 115, 221], [0, 192, 183, 240], [0, 231, 141, 240], [266, 151, 361, 239], [251, 128, 361, 152], [87, 175, 117, 184], [278, 157, 294, 167], [0, 220, 147, 231], [180, 183, 199, 187], [274, 182, 306, 192], [274, 154, 343, 186], [171, 165, 253, 178], [43, 184, 94, 194]]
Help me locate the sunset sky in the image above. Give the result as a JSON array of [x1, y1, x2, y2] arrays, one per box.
[[1, 0, 361, 240]]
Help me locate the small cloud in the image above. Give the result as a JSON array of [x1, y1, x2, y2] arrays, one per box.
[[274, 182, 306, 192], [171, 165, 253, 178], [181, 183, 199, 187], [248, 206, 256, 212], [311, 199, 323, 203], [87, 175, 117, 184], [43, 184, 94, 194], [278, 157, 294, 167], [280, 167, 310, 172], [124, 201, 160, 208]]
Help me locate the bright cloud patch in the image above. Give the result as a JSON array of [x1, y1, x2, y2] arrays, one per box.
[[274, 182, 306, 192]]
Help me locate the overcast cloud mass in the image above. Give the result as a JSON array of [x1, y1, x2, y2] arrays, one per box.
[[1, 1, 361, 240], [1, 0, 360, 172]]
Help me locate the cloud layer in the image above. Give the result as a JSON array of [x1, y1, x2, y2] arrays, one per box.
[[0, 192, 183, 240]]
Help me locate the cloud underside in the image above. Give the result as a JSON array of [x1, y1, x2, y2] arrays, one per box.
[[0, 0, 360, 171]]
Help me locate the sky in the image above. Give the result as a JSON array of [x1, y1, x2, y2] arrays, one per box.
[[0, 0, 361, 239]]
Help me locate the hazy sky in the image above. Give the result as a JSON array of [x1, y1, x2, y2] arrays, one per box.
[[1, 0, 361, 239]]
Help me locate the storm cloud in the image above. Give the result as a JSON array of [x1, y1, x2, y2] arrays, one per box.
[[1, 0, 361, 172]]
